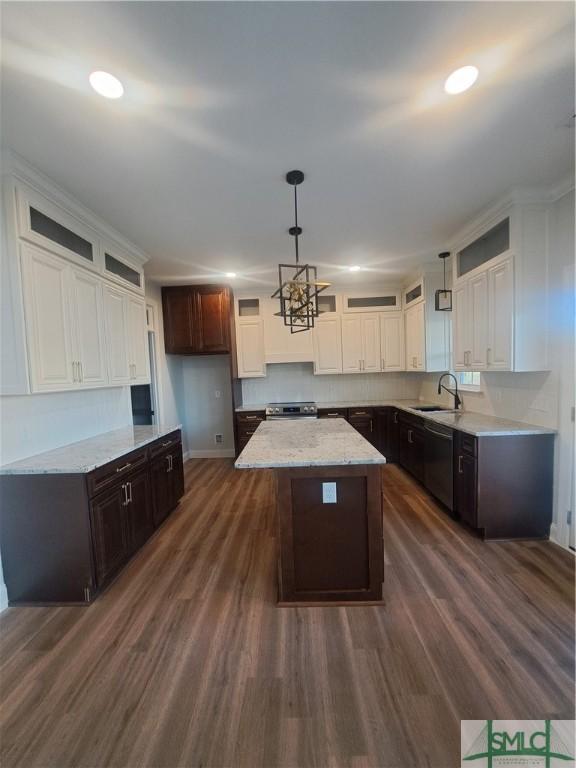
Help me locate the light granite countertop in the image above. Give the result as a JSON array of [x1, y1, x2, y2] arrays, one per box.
[[0, 424, 182, 475], [235, 418, 386, 469], [235, 400, 555, 437]]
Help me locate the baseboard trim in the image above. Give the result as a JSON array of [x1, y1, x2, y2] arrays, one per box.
[[184, 449, 236, 460], [0, 581, 8, 614]]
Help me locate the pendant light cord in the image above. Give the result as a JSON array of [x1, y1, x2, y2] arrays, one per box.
[[294, 185, 299, 264]]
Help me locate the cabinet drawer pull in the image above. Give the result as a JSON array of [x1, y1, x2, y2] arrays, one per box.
[[166, 455, 173, 472], [245, 430, 256, 435], [458, 455, 464, 473], [244, 415, 260, 421], [121, 483, 129, 506], [116, 462, 132, 473], [326, 412, 340, 417], [161, 440, 172, 448], [393, 412, 398, 424], [354, 411, 368, 416], [408, 429, 413, 444]]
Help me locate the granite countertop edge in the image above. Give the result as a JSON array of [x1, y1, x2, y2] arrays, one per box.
[[0, 424, 183, 476], [235, 400, 555, 437]]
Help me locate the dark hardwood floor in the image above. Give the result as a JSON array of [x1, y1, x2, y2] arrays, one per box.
[[0, 460, 574, 768]]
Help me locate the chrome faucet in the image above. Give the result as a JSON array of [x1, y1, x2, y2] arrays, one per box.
[[437, 373, 462, 410]]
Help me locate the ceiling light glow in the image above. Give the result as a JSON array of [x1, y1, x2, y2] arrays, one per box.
[[348, 265, 361, 272], [89, 71, 124, 99], [225, 272, 237, 278], [444, 65, 479, 95]]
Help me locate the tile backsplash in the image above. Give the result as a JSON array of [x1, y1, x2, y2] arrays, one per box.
[[241, 363, 422, 404]]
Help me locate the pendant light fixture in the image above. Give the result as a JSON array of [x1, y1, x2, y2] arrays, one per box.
[[435, 251, 452, 311], [271, 170, 330, 333]]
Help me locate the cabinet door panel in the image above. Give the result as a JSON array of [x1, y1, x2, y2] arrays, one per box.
[[341, 316, 362, 373], [170, 450, 185, 505], [456, 453, 478, 528], [70, 268, 107, 386], [151, 453, 173, 527], [488, 259, 513, 370], [313, 317, 342, 374], [405, 304, 425, 371], [380, 314, 404, 371], [21, 244, 75, 391], [126, 470, 154, 552], [452, 281, 468, 370], [104, 286, 130, 384], [162, 287, 195, 352], [90, 485, 129, 587], [127, 295, 150, 383], [469, 272, 488, 370], [237, 320, 266, 377], [361, 314, 381, 372], [196, 287, 230, 352]]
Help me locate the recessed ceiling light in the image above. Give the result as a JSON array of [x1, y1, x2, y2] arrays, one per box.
[[348, 265, 361, 272], [89, 71, 124, 99], [225, 272, 237, 278], [444, 65, 479, 95]]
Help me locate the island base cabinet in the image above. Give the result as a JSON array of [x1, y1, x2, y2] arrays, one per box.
[[90, 484, 130, 589], [151, 445, 184, 527], [276, 465, 383, 605]]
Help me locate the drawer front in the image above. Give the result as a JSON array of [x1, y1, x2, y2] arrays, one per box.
[[87, 447, 148, 498], [149, 430, 182, 459], [318, 408, 348, 419], [236, 411, 265, 424], [398, 411, 424, 429], [238, 425, 260, 441], [460, 433, 477, 456], [348, 407, 374, 419]]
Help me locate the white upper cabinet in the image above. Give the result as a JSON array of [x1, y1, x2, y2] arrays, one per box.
[[1, 160, 152, 395], [313, 316, 343, 375], [404, 302, 425, 371], [126, 295, 150, 383], [451, 202, 548, 371], [16, 184, 101, 274], [487, 258, 513, 370], [361, 314, 381, 372], [234, 297, 265, 378], [341, 316, 363, 373], [103, 285, 131, 385], [20, 244, 76, 392], [69, 267, 107, 387], [380, 313, 404, 371]]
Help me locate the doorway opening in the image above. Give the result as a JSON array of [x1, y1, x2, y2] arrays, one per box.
[[131, 304, 161, 426]]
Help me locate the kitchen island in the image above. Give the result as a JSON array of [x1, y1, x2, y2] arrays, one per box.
[[235, 418, 386, 605]]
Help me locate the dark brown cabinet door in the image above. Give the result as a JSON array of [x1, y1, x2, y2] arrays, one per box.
[[162, 285, 231, 354], [455, 452, 478, 527], [151, 453, 173, 527], [399, 422, 425, 482], [170, 450, 185, 504], [349, 418, 377, 446], [195, 286, 230, 352], [126, 470, 154, 552], [90, 484, 129, 588], [162, 287, 196, 353]]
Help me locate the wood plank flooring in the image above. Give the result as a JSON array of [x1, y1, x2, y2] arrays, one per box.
[[0, 460, 574, 768]]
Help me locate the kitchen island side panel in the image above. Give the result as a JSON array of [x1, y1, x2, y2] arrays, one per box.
[[276, 464, 383, 604]]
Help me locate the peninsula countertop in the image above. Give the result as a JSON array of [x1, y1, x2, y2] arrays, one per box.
[[235, 400, 555, 437], [234, 418, 386, 469], [0, 424, 182, 475]]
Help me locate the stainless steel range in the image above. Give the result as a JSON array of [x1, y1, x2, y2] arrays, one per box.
[[265, 401, 318, 420]]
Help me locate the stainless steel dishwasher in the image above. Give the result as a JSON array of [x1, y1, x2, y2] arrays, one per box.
[[424, 422, 454, 511]]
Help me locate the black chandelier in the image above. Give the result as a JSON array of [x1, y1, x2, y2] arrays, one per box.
[[271, 170, 330, 333]]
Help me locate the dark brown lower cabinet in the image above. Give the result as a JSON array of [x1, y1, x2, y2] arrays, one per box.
[[0, 431, 184, 605], [454, 451, 477, 529], [398, 415, 426, 484]]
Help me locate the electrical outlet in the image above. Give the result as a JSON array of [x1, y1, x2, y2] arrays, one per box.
[[322, 482, 337, 504], [215, 434, 223, 444], [215, 390, 221, 399]]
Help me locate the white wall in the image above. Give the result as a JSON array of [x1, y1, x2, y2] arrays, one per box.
[[419, 189, 575, 541], [242, 363, 422, 405], [180, 356, 234, 456]]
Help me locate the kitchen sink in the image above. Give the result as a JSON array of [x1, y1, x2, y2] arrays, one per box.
[[412, 405, 454, 412]]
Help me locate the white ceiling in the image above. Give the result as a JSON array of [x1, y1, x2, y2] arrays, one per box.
[[1, 1, 574, 288]]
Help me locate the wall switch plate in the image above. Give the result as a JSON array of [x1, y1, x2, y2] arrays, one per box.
[[322, 482, 337, 504], [215, 390, 221, 399]]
